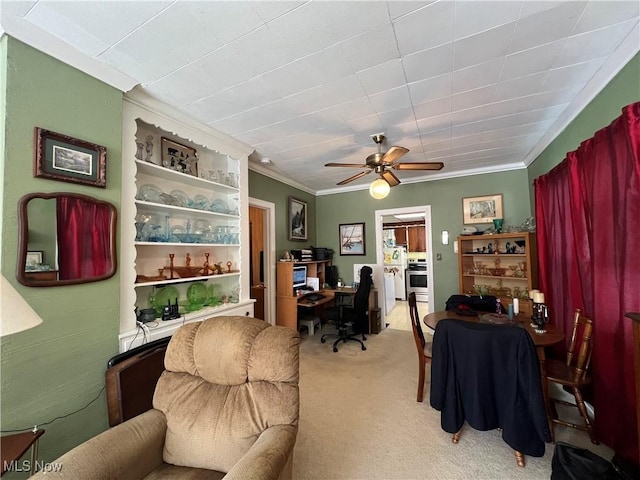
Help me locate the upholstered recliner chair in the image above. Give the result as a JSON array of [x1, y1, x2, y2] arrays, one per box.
[[33, 316, 300, 480]]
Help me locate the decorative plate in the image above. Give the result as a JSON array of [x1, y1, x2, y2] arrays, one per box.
[[169, 190, 190, 208], [210, 199, 229, 214], [192, 194, 210, 210], [138, 184, 164, 203]]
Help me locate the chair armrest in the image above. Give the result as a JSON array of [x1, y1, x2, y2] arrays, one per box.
[[32, 409, 166, 479], [224, 425, 297, 480]]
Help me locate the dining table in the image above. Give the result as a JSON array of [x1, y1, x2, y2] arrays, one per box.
[[423, 310, 565, 441]]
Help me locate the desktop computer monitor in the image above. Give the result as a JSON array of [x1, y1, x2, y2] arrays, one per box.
[[292, 265, 307, 290]]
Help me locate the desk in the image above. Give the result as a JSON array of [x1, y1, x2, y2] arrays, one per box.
[[1, 429, 45, 476], [295, 288, 379, 334], [424, 311, 564, 439]]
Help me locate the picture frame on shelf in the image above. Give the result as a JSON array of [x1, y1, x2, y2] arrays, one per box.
[[25, 251, 43, 270], [288, 196, 307, 241], [462, 194, 503, 224], [161, 137, 198, 177], [339, 223, 366, 255], [34, 128, 107, 188]]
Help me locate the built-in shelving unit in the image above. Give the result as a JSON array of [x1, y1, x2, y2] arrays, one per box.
[[119, 93, 255, 351]]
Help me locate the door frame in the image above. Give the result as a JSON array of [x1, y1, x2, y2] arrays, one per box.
[[249, 197, 276, 325], [374, 205, 435, 319]]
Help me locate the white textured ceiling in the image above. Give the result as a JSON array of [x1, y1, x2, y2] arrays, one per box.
[[1, 1, 638, 195]]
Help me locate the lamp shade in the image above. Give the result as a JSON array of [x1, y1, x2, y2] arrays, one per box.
[[369, 178, 390, 199], [1, 274, 43, 336]]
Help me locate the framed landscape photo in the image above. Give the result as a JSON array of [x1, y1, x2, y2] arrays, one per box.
[[288, 196, 307, 241], [35, 128, 107, 188], [161, 137, 198, 177], [339, 223, 365, 255], [462, 194, 503, 224]]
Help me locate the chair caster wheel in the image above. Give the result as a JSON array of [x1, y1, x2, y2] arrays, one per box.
[[333, 347, 338, 352], [321, 338, 326, 343], [361, 345, 366, 351]]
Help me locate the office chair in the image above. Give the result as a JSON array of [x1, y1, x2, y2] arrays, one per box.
[[545, 309, 597, 444], [408, 292, 433, 402], [321, 266, 372, 352]]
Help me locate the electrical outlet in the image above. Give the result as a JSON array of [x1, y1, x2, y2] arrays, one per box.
[[454, 241, 458, 253]]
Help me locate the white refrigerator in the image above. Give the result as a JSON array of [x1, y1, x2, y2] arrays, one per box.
[[383, 247, 407, 300]]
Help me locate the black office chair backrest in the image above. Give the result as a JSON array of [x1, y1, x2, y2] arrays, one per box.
[[354, 266, 373, 309]]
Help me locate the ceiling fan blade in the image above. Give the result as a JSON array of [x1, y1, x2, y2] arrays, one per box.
[[381, 169, 401, 187], [337, 170, 372, 185], [380, 146, 409, 165], [325, 162, 368, 168], [392, 162, 444, 171]]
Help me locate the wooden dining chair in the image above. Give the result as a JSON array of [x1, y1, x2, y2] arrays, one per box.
[[408, 292, 433, 402], [545, 308, 598, 444]]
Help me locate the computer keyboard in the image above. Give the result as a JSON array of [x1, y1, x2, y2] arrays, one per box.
[[304, 292, 326, 302]]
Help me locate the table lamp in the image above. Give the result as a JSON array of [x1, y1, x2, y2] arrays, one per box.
[[1, 274, 43, 336]]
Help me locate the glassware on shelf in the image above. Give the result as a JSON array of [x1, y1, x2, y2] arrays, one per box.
[[210, 199, 229, 214], [135, 213, 152, 241], [138, 184, 164, 203], [169, 189, 190, 207], [187, 282, 207, 311], [145, 214, 166, 242], [192, 194, 209, 210]]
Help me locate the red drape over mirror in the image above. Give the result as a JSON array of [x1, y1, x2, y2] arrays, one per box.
[[56, 196, 113, 281], [534, 102, 640, 463]]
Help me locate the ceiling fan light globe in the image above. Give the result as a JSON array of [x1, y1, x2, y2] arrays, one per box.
[[370, 178, 390, 199]]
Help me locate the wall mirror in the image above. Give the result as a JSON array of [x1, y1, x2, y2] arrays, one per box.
[[17, 192, 117, 286]]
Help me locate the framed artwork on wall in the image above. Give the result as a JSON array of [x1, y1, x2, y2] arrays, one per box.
[[160, 137, 198, 177], [462, 194, 503, 224], [288, 196, 307, 241], [34, 127, 107, 188], [339, 223, 366, 255]]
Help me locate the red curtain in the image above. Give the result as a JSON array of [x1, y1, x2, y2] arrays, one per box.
[[57, 197, 113, 280], [534, 102, 640, 463]]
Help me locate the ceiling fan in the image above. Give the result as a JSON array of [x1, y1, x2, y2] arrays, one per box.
[[325, 133, 444, 187]]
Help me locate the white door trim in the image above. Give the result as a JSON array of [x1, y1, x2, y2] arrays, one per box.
[[249, 197, 276, 325], [374, 205, 435, 321]]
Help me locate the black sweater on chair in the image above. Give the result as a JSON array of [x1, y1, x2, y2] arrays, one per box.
[[430, 318, 551, 457]]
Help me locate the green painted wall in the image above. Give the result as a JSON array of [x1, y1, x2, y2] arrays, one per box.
[[249, 167, 532, 312], [248, 170, 317, 254], [528, 53, 640, 184], [1, 37, 123, 468], [316, 170, 532, 311]]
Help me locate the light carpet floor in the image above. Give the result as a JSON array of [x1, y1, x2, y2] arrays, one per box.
[[292, 327, 612, 480]]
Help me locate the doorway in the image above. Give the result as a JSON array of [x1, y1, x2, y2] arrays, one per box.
[[249, 198, 276, 325], [375, 206, 435, 329]]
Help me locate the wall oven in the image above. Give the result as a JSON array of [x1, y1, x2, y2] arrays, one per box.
[[406, 263, 428, 303]]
